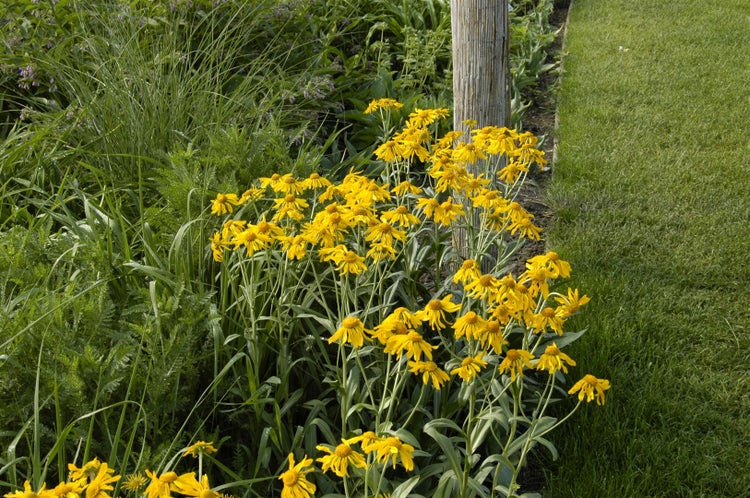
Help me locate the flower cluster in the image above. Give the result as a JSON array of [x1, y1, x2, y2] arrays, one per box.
[[4, 443, 225, 498], [205, 99, 610, 497]]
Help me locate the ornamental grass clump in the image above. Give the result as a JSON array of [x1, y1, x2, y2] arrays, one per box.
[[203, 99, 609, 497]]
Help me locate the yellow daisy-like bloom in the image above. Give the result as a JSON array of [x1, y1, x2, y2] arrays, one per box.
[[85, 463, 121, 498], [68, 458, 104, 482], [120, 473, 148, 492], [474, 319, 508, 354], [278, 234, 308, 260], [329, 316, 371, 347], [452, 141, 487, 165], [420, 294, 461, 330], [170, 473, 218, 498], [433, 130, 463, 152], [366, 242, 398, 263], [433, 164, 470, 193], [347, 179, 392, 206], [374, 140, 406, 163], [183, 441, 218, 458], [365, 221, 406, 247], [498, 349, 535, 382], [272, 173, 305, 196], [371, 308, 420, 344], [279, 453, 316, 498], [450, 353, 487, 382], [415, 197, 440, 219], [497, 160, 529, 184], [210, 193, 241, 216], [231, 225, 273, 256], [384, 330, 435, 361], [300, 172, 333, 191], [452, 310, 486, 341], [338, 249, 368, 275], [343, 431, 381, 453], [380, 205, 420, 228], [408, 360, 451, 390], [239, 187, 263, 204], [316, 440, 368, 477], [568, 374, 611, 405], [530, 307, 566, 335], [452, 259, 482, 285], [391, 181, 423, 197], [432, 200, 465, 227], [53, 479, 87, 498], [520, 265, 553, 299], [464, 273, 501, 301], [554, 288, 591, 317], [536, 343, 576, 374], [273, 194, 309, 222], [405, 107, 449, 129], [259, 173, 282, 190], [527, 251, 572, 279], [368, 437, 415, 471], [210, 232, 228, 263], [5, 481, 56, 498], [364, 98, 403, 114], [144, 471, 179, 498], [471, 188, 508, 212]]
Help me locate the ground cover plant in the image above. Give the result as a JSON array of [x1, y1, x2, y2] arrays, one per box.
[[0, 0, 584, 497], [541, 0, 750, 496]]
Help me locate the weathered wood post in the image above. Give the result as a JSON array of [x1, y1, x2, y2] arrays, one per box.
[[451, 0, 510, 135], [450, 0, 510, 267]]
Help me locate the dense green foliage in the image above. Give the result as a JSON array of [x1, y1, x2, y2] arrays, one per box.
[[1, 1, 564, 496]]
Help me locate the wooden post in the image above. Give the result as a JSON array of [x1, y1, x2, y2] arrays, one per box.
[[451, 0, 510, 135], [451, 0, 510, 268]]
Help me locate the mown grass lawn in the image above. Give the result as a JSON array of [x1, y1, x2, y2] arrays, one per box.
[[541, 0, 750, 496]]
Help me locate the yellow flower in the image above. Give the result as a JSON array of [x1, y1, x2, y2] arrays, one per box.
[[170, 473, 218, 498], [239, 187, 263, 204], [365, 221, 406, 247], [474, 319, 507, 353], [450, 353, 487, 381], [144, 470, 179, 498], [452, 311, 486, 341], [85, 463, 121, 498], [432, 164, 469, 193], [568, 374, 611, 405], [371, 308, 420, 345], [120, 473, 148, 492], [366, 242, 398, 263], [183, 441, 218, 458], [273, 194, 309, 222], [452, 259, 482, 286], [432, 200, 465, 226], [420, 294, 461, 330], [381, 205, 420, 228], [210, 232, 227, 263], [374, 140, 405, 162], [391, 181, 423, 197], [329, 316, 371, 347], [497, 160, 529, 184], [452, 141, 487, 165], [279, 453, 316, 498], [316, 441, 367, 477], [364, 98, 403, 114], [384, 330, 435, 361], [408, 360, 450, 389], [53, 480, 86, 498], [210, 193, 241, 216], [554, 288, 590, 317], [530, 307, 566, 335], [471, 188, 508, 211], [272, 173, 304, 196], [498, 349, 535, 382], [368, 437, 415, 471], [231, 225, 273, 256], [259, 173, 282, 190], [278, 234, 308, 260], [343, 431, 381, 453], [536, 343, 576, 374], [527, 251, 572, 279], [300, 172, 332, 191], [405, 107, 449, 129], [4, 481, 56, 498], [338, 249, 367, 275], [68, 458, 104, 482], [464, 273, 500, 301]]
